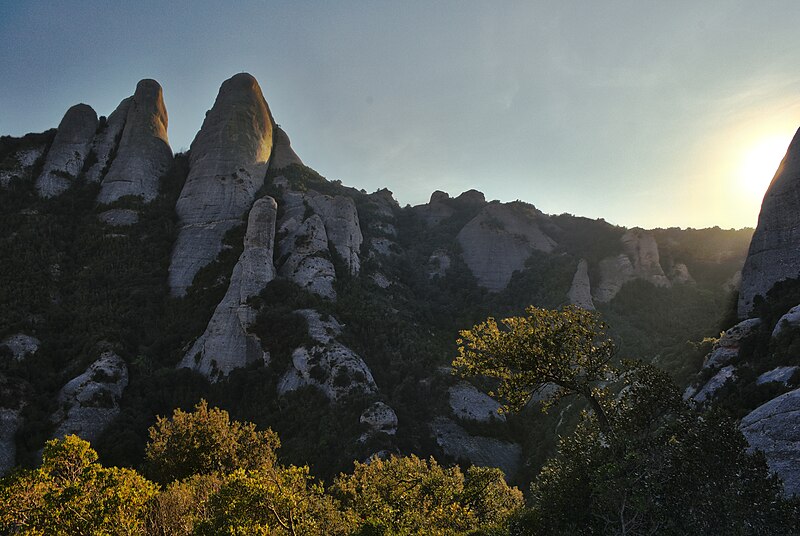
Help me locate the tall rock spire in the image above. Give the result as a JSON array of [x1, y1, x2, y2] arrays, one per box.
[[96, 79, 172, 204], [738, 128, 800, 318], [35, 104, 98, 197], [169, 73, 274, 296]]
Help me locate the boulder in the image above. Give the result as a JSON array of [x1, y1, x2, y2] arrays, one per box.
[[457, 202, 556, 291], [773, 305, 800, 338], [268, 126, 303, 169], [36, 104, 98, 197], [741, 387, 800, 496], [670, 262, 695, 284], [98, 208, 139, 227], [567, 259, 594, 310], [757, 366, 799, 386], [86, 97, 132, 183], [704, 318, 761, 369], [430, 417, 521, 478], [51, 352, 128, 444], [448, 382, 505, 423], [371, 273, 391, 289], [692, 365, 736, 403], [179, 197, 278, 379], [360, 401, 398, 435], [1, 333, 40, 360], [739, 128, 800, 318], [97, 79, 172, 203], [169, 73, 273, 296]]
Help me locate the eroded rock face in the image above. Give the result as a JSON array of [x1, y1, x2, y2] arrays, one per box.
[[458, 202, 557, 291], [567, 259, 594, 310], [277, 310, 377, 401], [51, 352, 128, 444], [670, 263, 695, 284], [704, 318, 761, 369], [757, 366, 799, 386], [773, 305, 800, 338], [691, 365, 736, 403], [412, 191, 455, 227], [741, 387, 800, 496], [430, 417, 521, 478], [1, 333, 40, 360], [448, 382, 504, 423], [268, 126, 303, 170], [98, 208, 139, 227], [594, 230, 670, 302], [170, 73, 273, 296], [428, 249, 451, 278], [86, 97, 131, 183], [278, 211, 336, 299], [1, 144, 47, 187], [36, 104, 98, 197], [360, 401, 398, 435], [739, 128, 800, 319], [307, 194, 363, 275], [97, 80, 172, 203], [179, 197, 278, 379], [593, 254, 635, 303]]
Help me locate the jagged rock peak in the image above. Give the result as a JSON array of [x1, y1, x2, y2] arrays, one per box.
[[269, 125, 303, 170], [35, 103, 98, 197], [86, 96, 132, 183], [454, 189, 486, 206], [430, 190, 450, 203], [169, 72, 274, 296], [97, 79, 172, 204], [738, 128, 800, 318]]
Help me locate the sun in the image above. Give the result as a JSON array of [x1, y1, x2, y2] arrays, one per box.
[[739, 135, 791, 196]]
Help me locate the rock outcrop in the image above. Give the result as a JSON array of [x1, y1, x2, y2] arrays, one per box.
[[98, 208, 139, 227], [703, 318, 761, 369], [307, 194, 363, 275], [50, 352, 128, 444], [360, 401, 398, 435], [169, 73, 273, 296], [0, 408, 20, 474], [773, 304, 800, 338], [448, 382, 505, 423], [741, 387, 800, 496], [670, 262, 695, 284], [567, 259, 594, 310], [269, 126, 303, 169], [36, 104, 98, 197], [277, 310, 377, 401], [412, 191, 455, 227], [1, 333, 40, 360], [594, 254, 635, 303], [690, 365, 736, 403], [428, 249, 451, 278], [86, 97, 132, 183], [757, 366, 799, 385], [457, 202, 557, 291], [179, 197, 278, 379], [97, 80, 172, 204], [430, 417, 521, 477], [594, 229, 670, 302], [739, 128, 800, 318], [0, 138, 49, 187]]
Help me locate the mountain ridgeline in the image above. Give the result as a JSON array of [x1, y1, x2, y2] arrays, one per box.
[[0, 73, 764, 488]]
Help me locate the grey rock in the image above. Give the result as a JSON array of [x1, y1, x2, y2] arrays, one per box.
[[370, 237, 394, 257], [97, 79, 172, 203], [724, 270, 742, 292], [448, 381, 505, 423], [430, 417, 521, 478], [98, 208, 139, 227], [741, 387, 800, 496], [1, 333, 40, 360], [0, 408, 20, 474], [1, 145, 46, 187], [360, 401, 398, 435], [86, 97, 132, 183], [170, 73, 273, 296], [179, 197, 278, 379], [428, 249, 451, 278], [670, 262, 695, 284], [308, 194, 363, 275], [36, 104, 98, 197], [278, 212, 336, 299], [773, 305, 800, 338], [430, 190, 450, 204], [268, 126, 303, 169], [457, 202, 556, 291], [371, 273, 391, 289], [621, 229, 671, 288], [454, 189, 487, 207], [567, 259, 594, 310], [366, 189, 399, 221], [51, 352, 128, 444], [412, 191, 455, 227], [704, 318, 761, 369], [739, 128, 800, 318], [757, 366, 799, 385], [594, 254, 635, 303], [692, 365, 736, 403]]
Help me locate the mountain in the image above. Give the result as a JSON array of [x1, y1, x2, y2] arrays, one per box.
[[0, 73, 752, 484]]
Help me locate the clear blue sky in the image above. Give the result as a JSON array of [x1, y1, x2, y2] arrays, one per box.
[[2, 1, 800, 229]]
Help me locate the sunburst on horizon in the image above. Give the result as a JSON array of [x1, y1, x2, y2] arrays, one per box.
[[738, 134, 792, 197]]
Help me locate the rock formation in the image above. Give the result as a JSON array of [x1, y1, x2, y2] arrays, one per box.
[[741, 388, 800, 496], [97, 80, 172, 203], [179, 197, 278, 379], [269, 126, 303, 169], [0, 136, 49, 188], [670, 262, 695, 284], [412, 191, 455, 226], [594, 229, 670, 302], [0, 408, 20, 474], [448, 382, 505, 423], [307, 194, 363, 275], [35, 104, 98, 197], [703, 318, 761, 369], [1, 333, 40, 360], [756, 366, 799, 385], [739, 128, 800, 318], [430, 417, 521, 477], [360, 401, 398, 435], [98, 208, 139, 226], [772, 304, 800, 338], [50, 352, 128, 444], [169, 73, 273, 296], [567, 259, 594, 309], [690, 365, 736, 404], [428, 249, 451, 278], [593, 255, 635, 302], [86, 96, 132, 183], [457, 201, 557, 291]]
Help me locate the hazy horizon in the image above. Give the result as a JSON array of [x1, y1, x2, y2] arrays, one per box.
[[2, 1, 799, 230]]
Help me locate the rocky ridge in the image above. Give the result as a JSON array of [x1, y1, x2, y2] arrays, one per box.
[[35, 104, 98, 197]]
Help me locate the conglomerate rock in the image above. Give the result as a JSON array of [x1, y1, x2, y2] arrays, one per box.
[[36, 104, 98, 197]]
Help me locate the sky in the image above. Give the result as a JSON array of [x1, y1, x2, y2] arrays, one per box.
[[2, 1, 800, 230]]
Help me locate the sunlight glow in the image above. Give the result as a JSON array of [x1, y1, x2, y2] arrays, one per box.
[[739, 135, 790, 196]]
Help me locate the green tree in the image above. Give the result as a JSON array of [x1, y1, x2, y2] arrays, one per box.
[[143, 399, 280, 484], [0, 435, 157, 535]]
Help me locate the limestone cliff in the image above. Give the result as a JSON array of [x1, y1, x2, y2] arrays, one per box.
[[594, 229, 670, 302], [567, 259, 594, 310], [97, 79, 172, 203], [179, 197, 278, 379], [739, 128, 800, 318], [35, 104, 98, 197], [86, 96, 132, 183], [170, 73, 273, 296]]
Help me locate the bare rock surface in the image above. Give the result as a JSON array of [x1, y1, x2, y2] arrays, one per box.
[[691, 365, 736, 403], [621, 229, 671, 287], [704, 318, 761, 369], [567, 259, 594, 310], [268, 126, 303, 169], [428, 249, 451, 278], [277, 310, 377, 401], [86, 97, 131, 183], [278, 212, 336, 299], [98, 208, 139, 227], [36, 104, 98, 197], [741, 387, 800, 496], [308, 194, 363, 275], [179, 197, 278, 379], [1, 333, 40, 360], [360, 401, 398, 435], [51, 352, 128, 444], [97, 80, 172, 203], [757, 366, 799, 386], [430, 417, 521, 478], [773, 305, 800, 338], [457, 202, 556, 291], [0, 408, 20, 474], [739, 128, 800, 318], [670, 262, 695, 284], [170, 73, 273, 296], [412, 191, 455, 227], [448, 382, 505, 423], [1, 145, 46, 187]]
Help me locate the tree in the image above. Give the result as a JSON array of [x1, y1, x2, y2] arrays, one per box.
[[143, 399, 280, 484], [0, 435, 157, 535], [454, 305, 615, 431]]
